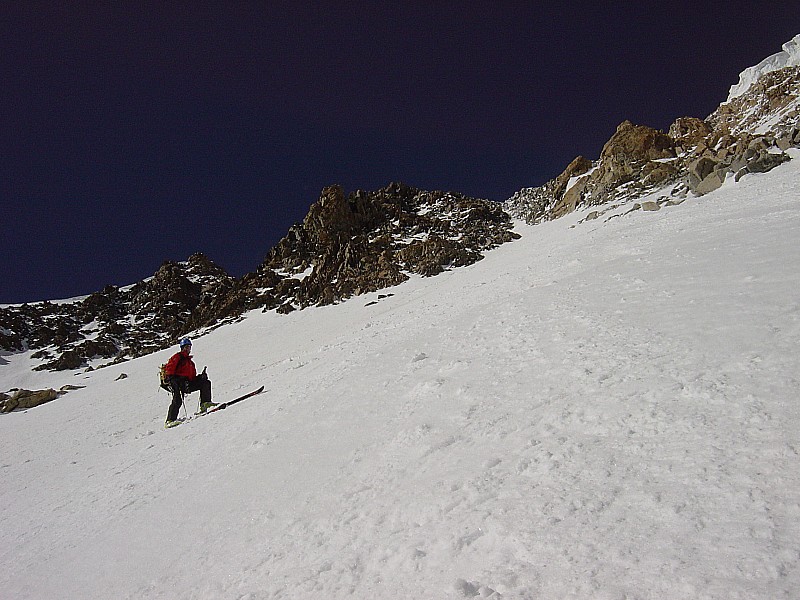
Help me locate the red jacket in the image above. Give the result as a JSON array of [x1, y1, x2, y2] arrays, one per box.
[[164, 351, 197, 380]]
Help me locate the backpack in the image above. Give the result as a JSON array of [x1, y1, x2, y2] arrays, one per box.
[[159, 352, 189, 392], [159, 364, 171, 391]]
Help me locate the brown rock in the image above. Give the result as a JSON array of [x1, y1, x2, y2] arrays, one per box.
[[1, 388, 58, 412], [668, 117, 713, 147], [687, 157, 720, 190], [599, 121, 676, 174], [695, 169, 728, 195]]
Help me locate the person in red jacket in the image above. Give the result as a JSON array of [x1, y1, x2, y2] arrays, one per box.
[[164, 338, 214, 427]]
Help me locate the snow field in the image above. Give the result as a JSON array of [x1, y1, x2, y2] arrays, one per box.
[[1, 155, 800, 598]]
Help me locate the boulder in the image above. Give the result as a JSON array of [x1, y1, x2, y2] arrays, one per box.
[[729, 154, 750, 173], [599, 121, 675, 180], [34, 349, 85, 372], [695, 169, 729, 195], [746, 150, 791, 174], [641, 161, 679, 187], [552, 175, 590, 219], [668, 117, 713, 148], [776, 136, 793, 151], [276, 302, 295, 315], [748, 137, 772, 153], [551, 155, 593, 199], [735, 150, 791, 181], [1, 388, 58, 412], [688, 157, 719, 190]]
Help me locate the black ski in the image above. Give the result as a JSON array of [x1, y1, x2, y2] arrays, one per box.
[[166, 386, 265, 428], [201, 385, 265, 415]]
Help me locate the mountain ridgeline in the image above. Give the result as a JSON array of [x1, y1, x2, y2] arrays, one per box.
[[3, 35, 800, 374], [0, 183, 517, 371], [505, 63, 800, 224]]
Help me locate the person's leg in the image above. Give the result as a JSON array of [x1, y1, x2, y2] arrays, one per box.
[[200, 378, 212, 404], [189, 376, 214, 411], [166, 383, 183, 422]]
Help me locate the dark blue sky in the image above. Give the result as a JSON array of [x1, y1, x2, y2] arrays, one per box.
[[3, 3, 799, 303]]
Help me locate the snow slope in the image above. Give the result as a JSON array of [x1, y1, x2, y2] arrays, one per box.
[[2, 155, 800, 599]]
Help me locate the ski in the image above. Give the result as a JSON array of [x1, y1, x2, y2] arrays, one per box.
[[200, 385, 265, 415], [165, 386, 265, 428]]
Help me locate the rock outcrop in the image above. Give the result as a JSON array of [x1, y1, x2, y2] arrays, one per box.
[[0, 252, 234, 371], [1, 389, 58, 412], [234, 182, 518, 312], [2, 184, 518, 372], [506, 40, 800, 224]]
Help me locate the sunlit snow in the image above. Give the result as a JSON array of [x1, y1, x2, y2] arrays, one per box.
[[727, 33, 800, 102], [1, 155, 799, 598]]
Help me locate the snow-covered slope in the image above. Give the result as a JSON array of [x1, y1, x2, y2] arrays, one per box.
[[2, 152, 799, 598], [727, 33, 800, 102]]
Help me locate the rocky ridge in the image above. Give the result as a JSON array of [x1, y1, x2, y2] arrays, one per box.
[[506, 49, 800, 224], [1, 183, 516, 374], [0, 253, 234, 371], [245, 183, 517, 313], [3, 36, 798, 383]]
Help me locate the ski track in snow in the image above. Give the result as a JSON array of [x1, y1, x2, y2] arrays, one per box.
[[2, 157, 800, 599]]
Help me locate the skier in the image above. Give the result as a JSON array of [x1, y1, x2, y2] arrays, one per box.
[[163, 338, 215, 427]]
